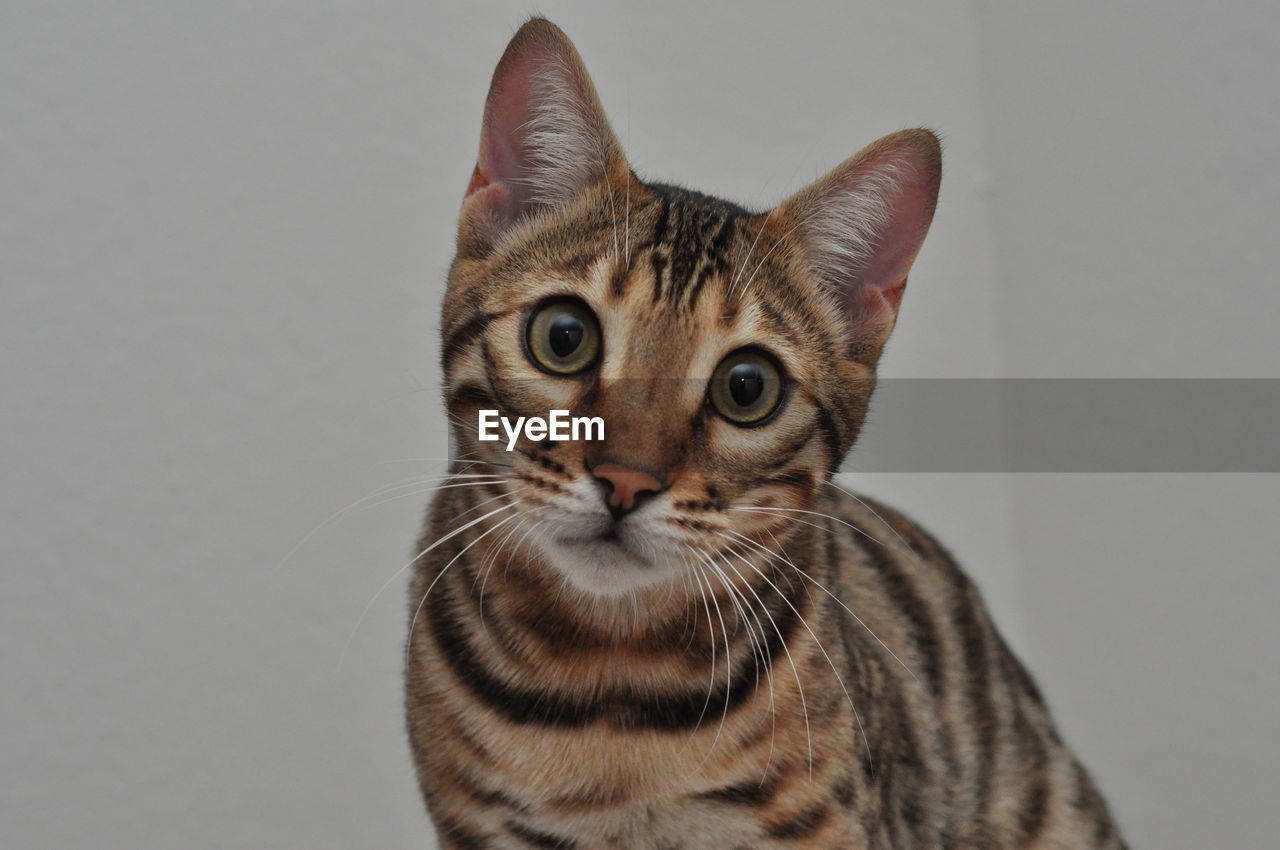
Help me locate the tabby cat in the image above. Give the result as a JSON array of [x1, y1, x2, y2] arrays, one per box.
[[405, 18, 1124, 849]]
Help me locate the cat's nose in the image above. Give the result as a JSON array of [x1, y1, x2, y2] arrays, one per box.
[[590, 463, 663, 519]]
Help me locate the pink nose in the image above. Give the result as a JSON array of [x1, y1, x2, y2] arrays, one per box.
[[591, 463, 663, 515]]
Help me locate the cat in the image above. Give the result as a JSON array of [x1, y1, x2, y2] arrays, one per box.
[[405, 17, 1125, 849]]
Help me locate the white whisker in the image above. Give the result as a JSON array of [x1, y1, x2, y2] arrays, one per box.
[[706, 544, 814, 777], [716, 540, 870, 777], [676, 559, 720, 756], [720, 525, 918, 686], [401, 504, 520, 667], [693, 551, 734, 760]]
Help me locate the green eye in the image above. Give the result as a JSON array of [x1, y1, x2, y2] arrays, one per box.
[[709, 350, 784, 425], [525, 299, 601, 375]]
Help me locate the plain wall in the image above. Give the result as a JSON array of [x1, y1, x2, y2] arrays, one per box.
[[1, 2, 1274, 848], [974, 4, 1280, 847]]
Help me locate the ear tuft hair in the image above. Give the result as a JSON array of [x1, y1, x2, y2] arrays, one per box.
[[515, 52, 611, 207], [778, 130, 942, 337], [461, 18, 626, 252]]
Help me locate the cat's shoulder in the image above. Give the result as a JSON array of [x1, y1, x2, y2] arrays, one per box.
[[821, 487, 971, 588]]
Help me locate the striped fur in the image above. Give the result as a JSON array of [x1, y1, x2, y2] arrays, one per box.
[[406, 18, 1125, 848]]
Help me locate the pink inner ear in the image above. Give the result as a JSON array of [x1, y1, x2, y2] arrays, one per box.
[[459, 19, 626, 251], [463, 57, 545, 233], [847, 170, 935, 320], [790, 130, 941, 333], [867, 178, 934, 295]]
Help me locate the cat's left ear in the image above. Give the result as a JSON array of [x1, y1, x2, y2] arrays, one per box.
[[777, 130, 941, 342], [459, 18, 629, 255]]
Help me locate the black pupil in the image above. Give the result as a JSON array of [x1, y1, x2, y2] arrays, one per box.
[[548, 313, 584, 358], [728, 362, 766, 407]]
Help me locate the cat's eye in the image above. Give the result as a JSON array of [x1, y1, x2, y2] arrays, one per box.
[[525, 299, 601, 375], [709, 349, 784, 425]]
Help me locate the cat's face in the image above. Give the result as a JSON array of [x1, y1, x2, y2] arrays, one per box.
[[444, 186, 871, 595], [440, 20, 939, 599]]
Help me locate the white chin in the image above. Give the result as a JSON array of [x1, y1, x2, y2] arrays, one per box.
[[537, 534, 670, 596]]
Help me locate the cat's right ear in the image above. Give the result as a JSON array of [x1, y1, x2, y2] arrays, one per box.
[[775, 130, 942, 347], [459, 18, 627, 256]]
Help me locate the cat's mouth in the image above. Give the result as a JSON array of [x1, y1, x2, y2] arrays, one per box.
[[534, 508, 673, 595], [546, 521, 658, 588], [559, 527, 649, 563]]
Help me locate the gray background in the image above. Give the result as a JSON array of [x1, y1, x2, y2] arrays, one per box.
[[2, 2, 1276, 847]]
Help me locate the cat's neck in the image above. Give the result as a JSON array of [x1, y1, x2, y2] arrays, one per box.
[[422, 481, 824, 692]]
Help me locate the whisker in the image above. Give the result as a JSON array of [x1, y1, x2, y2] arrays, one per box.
[[705, 545, 814, 777], [452, 487, 518, 522], [676, 559, 720, 756], [623, 168, 631, 267], [737, 207, 829, 297], [343, 502, 518, 670], [693, 551, 734, 760], [825, 479, 916, 552], [401, 504, 520, 667], [430, 479, 511, 492], [472, 516, 527, 634], [345, 473, 509, 518], [477, 516, 545, 634], [702, 548, 779, 786], [719, 526, 919, 686], [695, 548, 782, 782], [375, 457, 514, 470], [271, 472, 509, 577], [716, 541, 870, 778], [732, 505, 888, 548], [729, 205, 778, 297]]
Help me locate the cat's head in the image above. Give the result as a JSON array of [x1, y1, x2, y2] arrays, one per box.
[[441, 19, 940, 598]]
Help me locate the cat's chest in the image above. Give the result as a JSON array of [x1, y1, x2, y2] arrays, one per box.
[[514, 799, 768, 849], [508, 791, 870, 849], [478, 721, 735, 805], [474, 723, 866, 848]]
